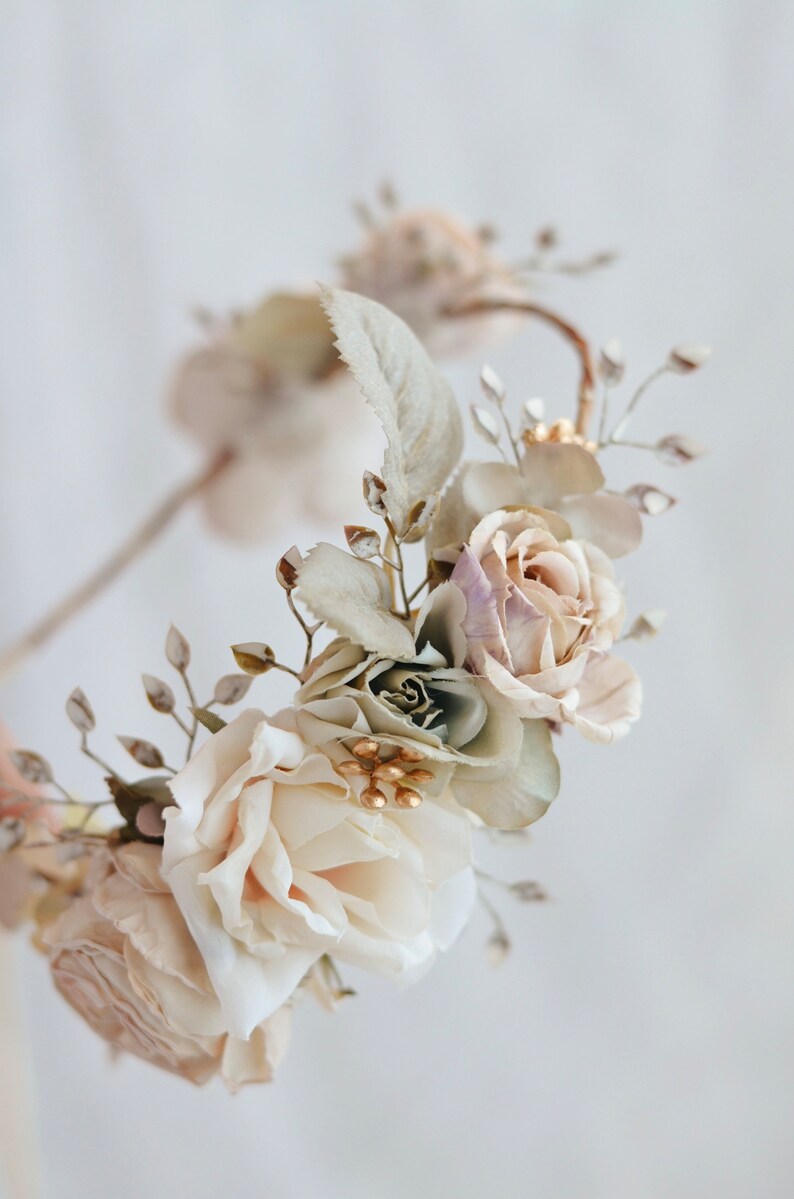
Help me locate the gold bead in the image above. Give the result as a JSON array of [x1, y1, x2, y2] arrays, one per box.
[[360, 785, 387, 810], [372, 762, 406, 783], [352, 738, 380, 760], [337, 760, 370, 777], [406, 769, 434, 784], [394, 786, 422, 809], [548, 417, 576, 442], [396, 745, 425, 763]]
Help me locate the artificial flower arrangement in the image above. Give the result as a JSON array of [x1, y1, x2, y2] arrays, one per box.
[[0, 280, 709, 1088], [0, 193, 709, 1087]]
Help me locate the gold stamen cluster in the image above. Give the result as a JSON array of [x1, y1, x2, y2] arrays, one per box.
[[336, 738, 435, 810], [523, 416, 597, 455]]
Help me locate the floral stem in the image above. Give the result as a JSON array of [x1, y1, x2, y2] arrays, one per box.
[[608, 365, 669, 444], [444, 297, 597, 439], [0, 450, 235, 686]]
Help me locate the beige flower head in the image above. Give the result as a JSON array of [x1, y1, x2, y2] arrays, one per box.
[[339, 207, 527, 357], [169, 293, 378, 541], [450, 508, 641, 743], [46, 843, 291, 1089]]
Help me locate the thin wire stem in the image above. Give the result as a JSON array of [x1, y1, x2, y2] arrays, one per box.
[[444, 297, 597, 439], [608, 364, 669, 444], [0, 450, 235, 685]]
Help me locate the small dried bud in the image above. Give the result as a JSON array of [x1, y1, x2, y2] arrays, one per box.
[[191, 707, 228, 735], [0, 817, 26, 852], [117, 737, 164, 770], [378, 179, 399, 210], [360, 785, 387, 810], [142, 674, 176, 714], [510, 880, 547, 902], [362, 471, 388, 519], [213, 674, 254, 705], [66, 687, 96, 733], [667, 344, 712, 373], [623, 484, 677, 516], [470, 404, 501, 446], [600, 337, 625, 384], [344, 525, 381, 560], [521, 398, 545, 428], [487, 930, 511, 966], [403, 493, 440, 544], [625, 610, 667, 642], [8, 750, 53, 785], [394, 786, 422, 809], [165, 625, 191, 672], [231, 643, 275, 676], [535, 225, 558, 250], [136, 802, 166, 840], [655, 434, 707, 466], [479, 364, 505, 405], [275, 546, 303, 590]]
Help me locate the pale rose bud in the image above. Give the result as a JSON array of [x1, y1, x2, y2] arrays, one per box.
[[117, 737, 165, 770], [213, 674, 254, 705], [165, 625, 191, 671], [470, 404, 501, 446], [275, 546, 303, 590], [667, 344, 712, 373], [362, 471, 388, 519], [655, 434, 707, 466], [142, 674, 176, 714], [600, 337, 625, 384], [479, 364, 505, 405], [344, 525, 381, 560], [623, 484, 677, 515], [625, 609, 667, 642], [231, 643, 275, 676], [66, 687, 95, 733]]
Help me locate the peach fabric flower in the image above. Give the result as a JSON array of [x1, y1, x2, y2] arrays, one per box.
[[46, 843, 291, 1089], [450, 509, 641, 743]]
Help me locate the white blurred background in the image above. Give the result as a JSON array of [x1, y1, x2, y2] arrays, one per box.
[[1, 2, 792, 1196]]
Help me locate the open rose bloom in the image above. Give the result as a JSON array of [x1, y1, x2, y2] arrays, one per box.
[[6, 284, 705, 1088]]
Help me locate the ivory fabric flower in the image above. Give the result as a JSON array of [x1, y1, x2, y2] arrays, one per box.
[[450, 508, 641, 743], [339, 207, 526, 357], [297, 582, 560, 829], [162, 709, 475, 1039], [46, 843, 291, 1088], [170, 293, 378, 541], [430, 443, 643, 562]]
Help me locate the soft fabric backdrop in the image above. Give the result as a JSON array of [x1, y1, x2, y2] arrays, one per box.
[[1, 2, 792, 1196]]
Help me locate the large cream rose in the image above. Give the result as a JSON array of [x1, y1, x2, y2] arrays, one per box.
[[450, 508, 641, 743], [46, 843, 291, 1089], [162, 709, 474, 1039]]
